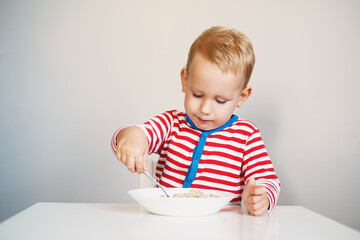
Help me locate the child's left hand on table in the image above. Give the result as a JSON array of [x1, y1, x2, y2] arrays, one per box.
[[242, 178, 269, 216]]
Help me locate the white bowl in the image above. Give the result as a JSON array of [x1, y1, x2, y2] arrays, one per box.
[[128, 188, 235, 216]]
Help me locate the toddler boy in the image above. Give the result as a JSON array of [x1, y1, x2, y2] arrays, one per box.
[[111, 26, 280, 216]]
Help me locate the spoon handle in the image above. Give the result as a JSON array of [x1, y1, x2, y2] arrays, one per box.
[[142, 170, 170, 197]]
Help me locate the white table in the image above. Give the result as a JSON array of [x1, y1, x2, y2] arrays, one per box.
[[0, 203, 359, 240]]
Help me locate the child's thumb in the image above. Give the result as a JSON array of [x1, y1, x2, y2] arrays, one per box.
[[244, 178, 256, 196], [246, 178, 256, 188]]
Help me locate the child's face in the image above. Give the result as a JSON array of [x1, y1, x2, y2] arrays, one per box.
[[181, 54, 251, 131]]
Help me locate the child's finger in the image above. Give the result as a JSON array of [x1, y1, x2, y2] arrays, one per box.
[[246, 195, 263, 204], [120, 153, 126, 165], [135, 155, 144, 174], [252, 185, 267, 195], [142, 152, 148, 171], [250, 205, 268, 216], [247, 197, 268, 215], [116, 151, 122, 162], [126, 156, 136, 173]]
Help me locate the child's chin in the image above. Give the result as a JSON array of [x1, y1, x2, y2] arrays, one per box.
[[195, 123, 216, 131]]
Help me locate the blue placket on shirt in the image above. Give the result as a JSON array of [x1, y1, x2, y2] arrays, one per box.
[[182, 114, 239, 188]]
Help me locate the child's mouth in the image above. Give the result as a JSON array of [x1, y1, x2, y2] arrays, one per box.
[[197, 117, 211, 123]]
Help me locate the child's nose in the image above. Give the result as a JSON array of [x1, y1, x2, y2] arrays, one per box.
[[200, 99, 212, 115]]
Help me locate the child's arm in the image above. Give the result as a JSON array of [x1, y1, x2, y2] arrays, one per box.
[[111, 110, 176, 174], [114, 126, 149, 174], [241, 128, 281, 215]]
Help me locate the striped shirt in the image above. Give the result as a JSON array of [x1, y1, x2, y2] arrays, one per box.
[[111, 110, 280, 209]]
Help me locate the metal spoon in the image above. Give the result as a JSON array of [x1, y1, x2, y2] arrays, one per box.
[[142, 170, 170, 197]]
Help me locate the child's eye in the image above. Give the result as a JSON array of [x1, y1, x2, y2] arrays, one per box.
[[216, 99, 227, 104], [192, 93, 203, 98]]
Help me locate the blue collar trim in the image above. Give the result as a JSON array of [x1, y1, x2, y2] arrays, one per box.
[[185, 114, 239, 134]]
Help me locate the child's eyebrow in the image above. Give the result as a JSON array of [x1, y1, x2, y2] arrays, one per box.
[[190, 88, 203, 93], [215, 95, 231, 101]]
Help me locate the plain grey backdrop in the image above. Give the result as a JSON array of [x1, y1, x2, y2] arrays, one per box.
[[1, 0, 360, 231]]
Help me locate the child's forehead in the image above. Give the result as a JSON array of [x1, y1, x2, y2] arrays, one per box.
[[188, 53, 245, 82], [187, 54, 245, 92]]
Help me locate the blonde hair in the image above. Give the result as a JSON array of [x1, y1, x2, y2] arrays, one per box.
[[186, 26, 255, 86]]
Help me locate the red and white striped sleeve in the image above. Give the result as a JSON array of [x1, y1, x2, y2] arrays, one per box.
[[110, 111, 174, 155], [137, 111, 174, 154], [242, 129, 281, 210]]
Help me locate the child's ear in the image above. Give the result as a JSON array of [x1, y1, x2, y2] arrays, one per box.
[[180, 68, 187, 93], [237, 86, 252, 108]]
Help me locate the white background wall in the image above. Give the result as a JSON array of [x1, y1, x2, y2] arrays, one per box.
[[1, 0, 360, 230]]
